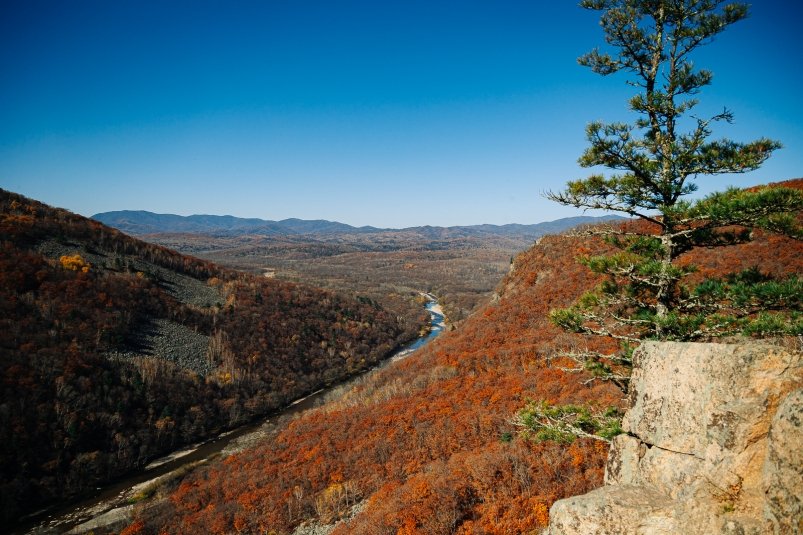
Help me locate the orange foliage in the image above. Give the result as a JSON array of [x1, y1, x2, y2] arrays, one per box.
[[120, 520, 146, 535], [124, 180, 802, 534], [59, 253, 90, 272]]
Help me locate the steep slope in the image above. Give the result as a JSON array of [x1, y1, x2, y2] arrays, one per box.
[[122, 180, 802, 535], [121, 222, 626, 533], [0, 190, 420, 525]]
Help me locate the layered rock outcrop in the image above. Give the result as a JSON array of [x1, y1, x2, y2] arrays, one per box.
[[547, 341, 802, 534]]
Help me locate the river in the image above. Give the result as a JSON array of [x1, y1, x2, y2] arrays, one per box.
[[19, 295, 446, 534]]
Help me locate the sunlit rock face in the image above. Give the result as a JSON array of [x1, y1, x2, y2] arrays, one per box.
[[547, 341, 802, 535]]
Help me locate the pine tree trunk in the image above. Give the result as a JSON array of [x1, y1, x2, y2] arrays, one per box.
[[654, 233, 674, 338]]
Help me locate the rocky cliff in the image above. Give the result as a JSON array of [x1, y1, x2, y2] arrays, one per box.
[[547, 341, 802, 534]]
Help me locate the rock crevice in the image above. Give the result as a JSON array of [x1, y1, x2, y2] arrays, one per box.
[[547, 341, 802, 534], [636, 436, 703, 459]]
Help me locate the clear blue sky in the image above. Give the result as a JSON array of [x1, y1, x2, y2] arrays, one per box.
[[2, 1, 801, 228]]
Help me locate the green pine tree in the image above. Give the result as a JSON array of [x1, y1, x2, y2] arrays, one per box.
[[546, 0, 803, 391]]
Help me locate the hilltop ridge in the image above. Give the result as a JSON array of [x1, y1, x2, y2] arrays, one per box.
[[92, 210, 623, 239]]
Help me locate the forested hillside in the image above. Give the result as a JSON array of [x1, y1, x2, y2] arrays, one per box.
[[0, 189, 421, 525], [121, 179, 803, 535]]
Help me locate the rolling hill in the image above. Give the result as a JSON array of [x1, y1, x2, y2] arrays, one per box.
[[92, 210, 623, 240], [92, 211, 377, 236], [0, 189, 421, 525], [93, 211, 625, 326]]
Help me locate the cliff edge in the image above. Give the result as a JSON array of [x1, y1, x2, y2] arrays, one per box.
[[547, 341, 802, 534]]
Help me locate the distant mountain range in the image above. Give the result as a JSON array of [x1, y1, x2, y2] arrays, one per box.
[[92, 210, 625, 238]]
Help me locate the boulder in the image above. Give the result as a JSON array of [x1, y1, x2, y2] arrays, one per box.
[[547, 485, 678, 534], [547, 341, 802, 535], [763, 388, 803, 534]]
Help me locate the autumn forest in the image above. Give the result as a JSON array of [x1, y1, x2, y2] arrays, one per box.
[[2, 180, 800, 533], [0, 189, 420, 525]]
